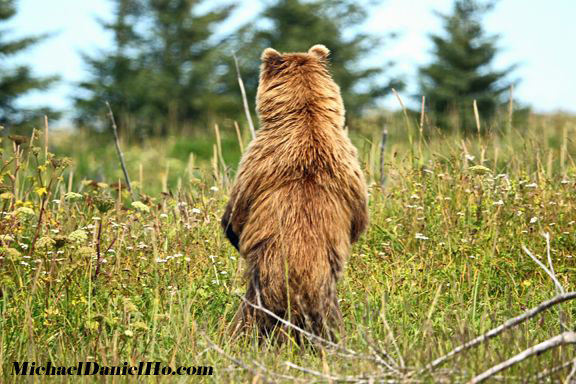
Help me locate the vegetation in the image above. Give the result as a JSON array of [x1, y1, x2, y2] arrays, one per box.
[[1, 0, 574, 381], [74, 0, 235, 140], [0, 0, 59, 130], [1, 111, 575, 382], [419, 0, 515, 134]]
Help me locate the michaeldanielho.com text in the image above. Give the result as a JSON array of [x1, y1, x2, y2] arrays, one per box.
[[12, 362, 213, 376]]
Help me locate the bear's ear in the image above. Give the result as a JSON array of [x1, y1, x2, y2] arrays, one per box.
[[308, 44, 330, 60], [261, 47, 283, 66]]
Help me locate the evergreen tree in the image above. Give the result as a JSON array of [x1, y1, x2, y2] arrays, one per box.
[[74, 0, 146, 138], [227, 0, 402, 123], [0, 0, 59, 129], [419, 0, 514, 134], [75, 0, 235, 139]]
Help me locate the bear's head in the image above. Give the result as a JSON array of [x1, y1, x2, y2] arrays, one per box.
[[256, 45, 344, 129]]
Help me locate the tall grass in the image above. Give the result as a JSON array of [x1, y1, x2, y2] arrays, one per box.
[[0, 112, 575, 382]]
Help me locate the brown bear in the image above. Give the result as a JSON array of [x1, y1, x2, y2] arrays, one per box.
[[221, 44, 369, 342]]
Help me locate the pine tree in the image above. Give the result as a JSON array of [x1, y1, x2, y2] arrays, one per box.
[[75, 0, 235, 138], [228, 0, 402, 123], [0, 0, 59, 129], [419, 0, 514, 134], [74, 0, 146, 139]]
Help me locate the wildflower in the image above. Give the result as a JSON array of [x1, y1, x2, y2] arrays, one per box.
[[68, 230, 88, 244], [36, 236, 56, 249], [131, 201, 150, 213], [124, 330, 134, 337], [2, 247, 21, 261], [0, 234, 14, 244], [35, 187, 48, 197], [210, 186, 219, 192], [14, 207, 35, 217], [1, 192, 14, 200], [77, 246, 96, 259], [469, 165, 492, 175], [64, 192, 83, 201], [529, 217, 538, 224]]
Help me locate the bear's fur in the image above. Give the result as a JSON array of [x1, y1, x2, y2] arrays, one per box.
[[221, 44, 369, 341]]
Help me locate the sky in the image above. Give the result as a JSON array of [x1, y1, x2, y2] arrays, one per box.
[[6, 0, 576, 126]]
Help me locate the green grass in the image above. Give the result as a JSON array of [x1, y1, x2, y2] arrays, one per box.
[[1, 113, 575, 382]]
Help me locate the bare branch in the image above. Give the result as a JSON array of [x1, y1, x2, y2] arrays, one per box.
[[468, 332, 576, 384], [522, 243, 564, 295], [532, 359, 576, 382], [420, 292, 576, 373]]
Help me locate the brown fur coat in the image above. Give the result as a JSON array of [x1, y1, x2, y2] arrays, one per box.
[[221, 45, 369, 340]]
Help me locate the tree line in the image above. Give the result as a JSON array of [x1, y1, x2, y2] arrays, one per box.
[[1, 0, 515, 138]]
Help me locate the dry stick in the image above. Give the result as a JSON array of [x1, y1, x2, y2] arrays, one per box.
[[533, 359, 576, 382], [521, 244, 565, 297], [105, 101, 134, 200], [566, 361, 576, 384], [419, 292, 576, 373], [379, 126, 388, 187], [468, 332, 576, 384], [232, 52, 256, 139], [526, 236, 569, 333]]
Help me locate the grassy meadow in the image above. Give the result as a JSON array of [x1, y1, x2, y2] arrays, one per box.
[[1, 111, 575, 382]]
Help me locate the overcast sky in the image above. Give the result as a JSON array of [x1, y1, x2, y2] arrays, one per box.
[[7, 0, 576, 125]]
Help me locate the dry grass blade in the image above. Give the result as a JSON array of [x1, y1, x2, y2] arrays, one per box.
[[232, 52, 256, 139], [105, 101, 134, 199]]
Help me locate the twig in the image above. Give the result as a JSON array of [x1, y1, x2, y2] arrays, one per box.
[[420, 292, 576, 373], [232, 52, 256, 139], [522, 244, 565, 298], [468, 332, 576, 384], [532, 359, 576, 382], [565, 361, 576, 384], [380, 126, 388, 187], [105, 101, 134, 199]]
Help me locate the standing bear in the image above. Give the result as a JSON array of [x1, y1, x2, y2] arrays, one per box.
[[221, 44, 369, 341]]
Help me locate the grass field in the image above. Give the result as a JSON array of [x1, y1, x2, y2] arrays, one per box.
[[1, 112, 575, 382]]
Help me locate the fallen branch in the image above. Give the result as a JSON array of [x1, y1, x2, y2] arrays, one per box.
[[532, 359, 576, 382], [468, 332, 576, 383], [420, 292, 576, 373]]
